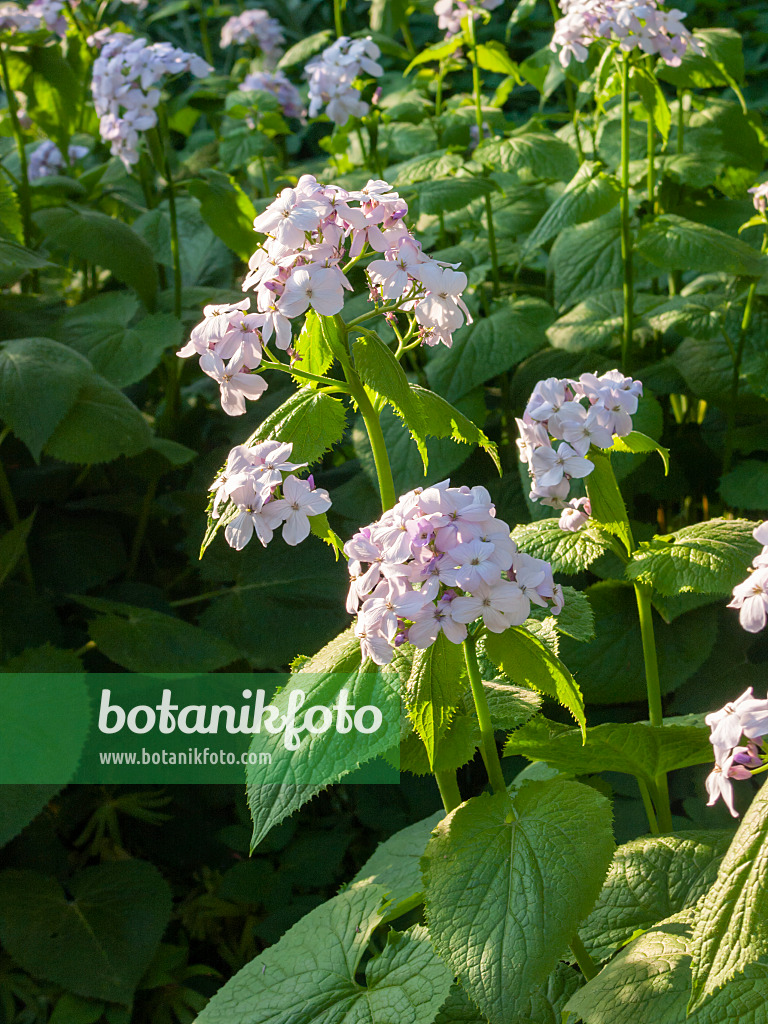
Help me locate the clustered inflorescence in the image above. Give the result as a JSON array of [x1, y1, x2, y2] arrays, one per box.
[[220, 9, 285, 68], [240, 69, 304, 119], [345, 481, 563, 665], [305, 36, 382, 126], [28, 140, 88, 179], [209, 440, 331, 551], [89, 30, 211, 168], [433, 0, 503, 40], [517, 370, 643, 522], [550, 0, 702, 68], [705, 688, 768, 816], [728, 521, 768, 633], [0, 0, 65, 35], [178, 175, 472, 415]]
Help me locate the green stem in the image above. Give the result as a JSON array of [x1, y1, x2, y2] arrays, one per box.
[[570, 934, 599, 981], [260, 360, 352, 391], [638, 778, 660, 834], [634, 582, 672, 831], [619, 52, 635, 373], [163, 147, 182, 321], [0, 45, 32, 253], [464, 637, 507, 796], [400, 19, 416, 56], [466, 15, 500, 296], [647, 106, 655, 215], [0, 428, 34, 589], [333, 0, 344, 37], [435, 770, 462, 813], [128, 476, 158, 579], [194, 0, 214, 65], [342, 367, 397, 512]]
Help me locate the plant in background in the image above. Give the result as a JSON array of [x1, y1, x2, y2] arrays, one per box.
[[219, 8, 285, 68]]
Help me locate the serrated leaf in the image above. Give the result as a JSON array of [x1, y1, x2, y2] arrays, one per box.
[[579, 832, 732, 962], [512, 518, 612, 574], [409, 385, 500, 473], [657, 28, 745, 90], [44, 376, 152, 464], [549, 212, 623, 309], [625, 518, 759, 596], [586, 448, 633, 554], [293, 309, 334, 386], [34, 206, 158, 309], [484, 625, 585, 735], [405, 632, 468, 769], [247, 386, 347, 465], [0, 512, 34, 588], [412, 177, 498, 215], [690, 785, 768, 1008], [610, 430, 669, 475], [196, 885, 453, 1024], [461, 675, 542, 731], [423, 781, 613, 1023], [425, 299, 554, 403], [538, 586, 595, 641], [504, 716, 712, 787], [405, 36, 463, 72], [0, 862, 171, 1004], [246, 627, 400, 849], [470, 40, 520, 76], [637, 215, 768, 278], [475, 131, 579, 182], [186, 170, 257, 261], [0, 786, 62, 849], [526, 162, 621, 252], [547, 291, 660, 353]]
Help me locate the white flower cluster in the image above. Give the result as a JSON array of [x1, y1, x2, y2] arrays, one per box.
[[179, 175, 472, 415], [517, 370, 643, 514], [0, 0, 64, 34], [749, 182, 768, 215], [728, 522, 768, 634], [306, 36, 382, 126], [705, 687, 768, 816], [551, 0, 702, 68], [90, 31, 211, 168], [345, 480, 563, 665], [28, 140, 88, 180], [240, 69, 303, 119], [210, 440, 331, 551], [220, 9, 285, 68], [433, 0, 503, 39]]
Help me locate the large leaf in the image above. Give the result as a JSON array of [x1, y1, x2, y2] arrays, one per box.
[[405, 632, 468, 769], [657, 28, 745, 90], [512, 518, 612, 574], [248, 386, 347, 465], [277, 29, 334, 69], [246, 627, 400, 849], [56, 293, 183, 387], [412, 177, 498, 215], [422, 781, 613, 1023], [0, 786, 62, 849], [690, 784, 768, 1008], [504, 715, 712, 787], [526, 162, 621, 251], [425, 299, 554, 403], [484, 625, 585, 735], [565, 909, 768, 1024], [586, 448, 633, 554], [0, 239, 52, 286], [0, 177, 23, 244], [196, 884, 452, 1024], [186, 170, 257, 262], [636, 214, 768, 277], [549, 212, 623, 309], [475, 131, 578, 182], [720, 461, 768, 511], [0, 861, 172, 1004], [625, 518, 759, 596], [579, 832, 732, 962], [0, 337, 92, 461], [292, 309, 335, 385], [44, 376, 152, 464], [408, 385, 500, 473], [34, 206, 159, 309]]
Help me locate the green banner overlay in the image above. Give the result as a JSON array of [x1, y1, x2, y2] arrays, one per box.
[[0, 673, 400, 785]]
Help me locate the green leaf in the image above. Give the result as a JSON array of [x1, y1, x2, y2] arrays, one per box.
[[422, 781, 613, 1023], [56, 294, 183, 387], [538, 586, 595, 642], [405, 632, 468, 769], [278, 29, 334, 70], [512, 518, 612, 574], [720, 461, 768, 511], [79, 598, 240, 672], [504, 715, 712, 786], [559, 581, 719, 703], [633, 65, 671, 142], [637, 215, 768, 278], [408, 385, 500, 473], [245, 627, 399, 848], [219, 128, 274, 172], [351, 810, 444, 917], [390, 150, 464, 186], [565, 909, 768, 1024], [0, 786, 62, 849], [0, 511, 34, 587], [579, 832, 732, 962], [34, 206, 159, 310], [658, 28, 745, 90], [292, 309, 335, 386], [585, 449, 633, 554], [690, 784, 768, 1008], [549, 212, 623, 309], [425, 299, 554, 403], [405, 36, 463, 72], [186, 171, 258, 262], [610, 430, 669, 475], [484, 625, 585, 735], [0, 337, 94, 460], [474, 131, 579, 182], [461, 676, 542, 730], [196, 885, 453, 1024], [526, 162, 621, 251], [397, 708, 481, 777], [0, 177, 23, 244], [625, 518, 759, 596], [471, 41, 520, 76], [248, 387, 347, 465], [412, 177, 498, 215], [0, 862, 172, 1004], [0, 239, 51, 286], [44, 375, 152, 464]]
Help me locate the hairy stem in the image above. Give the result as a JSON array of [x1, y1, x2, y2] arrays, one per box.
[[465, 637, 507, 796], [619, 52, 635, 372], [333, 0, 344, 37]]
